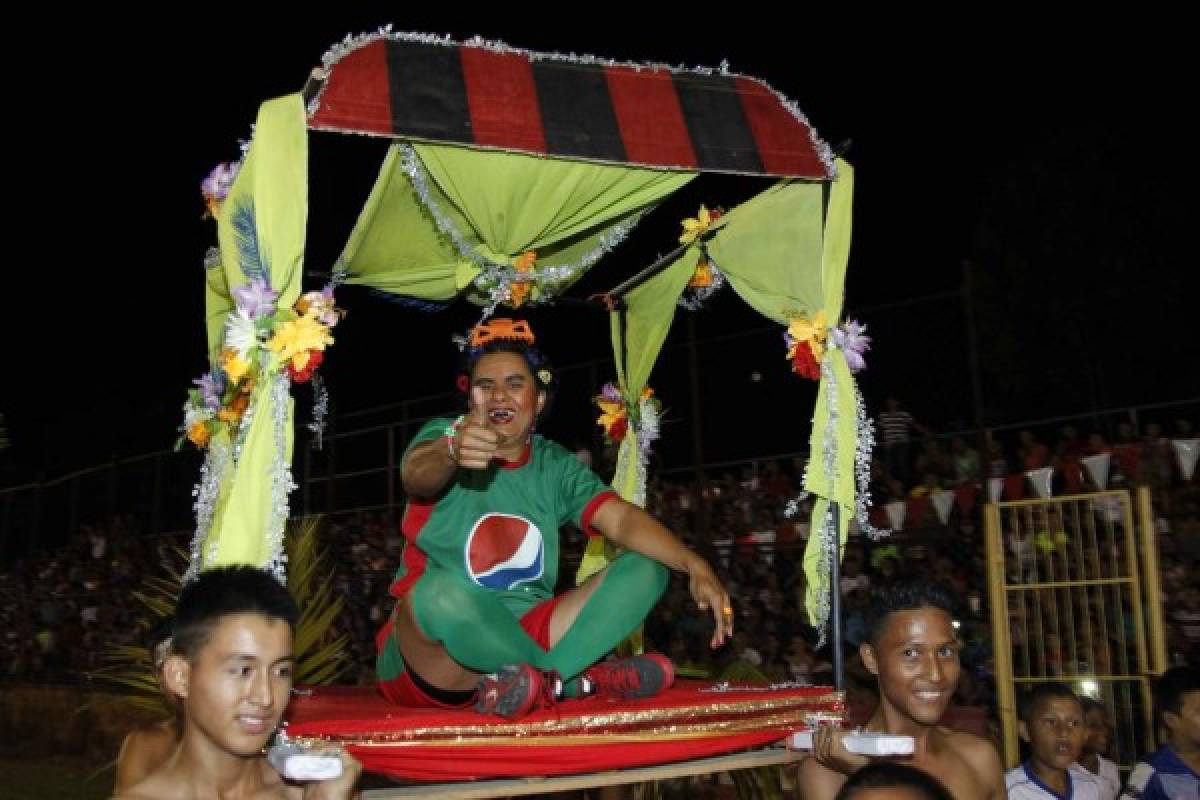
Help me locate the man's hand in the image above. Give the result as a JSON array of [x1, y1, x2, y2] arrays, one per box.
[[300, 747, 362, 800], [686, 557, 733, 649], [455, 388, 500, 469], [811, 723, 869, 775]]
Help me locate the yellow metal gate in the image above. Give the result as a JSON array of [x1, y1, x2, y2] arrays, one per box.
[[984, 487, 1168, 768]]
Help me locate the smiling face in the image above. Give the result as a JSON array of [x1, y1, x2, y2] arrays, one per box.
[[469, 351, 546, 457], [862, 607, 960, 728], [166, 612, 294, 758], [1022, 695, 1085, 773]]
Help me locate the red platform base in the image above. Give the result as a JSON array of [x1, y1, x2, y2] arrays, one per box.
[[285, 681, 842, 781]]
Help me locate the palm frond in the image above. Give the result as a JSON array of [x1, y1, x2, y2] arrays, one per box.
[[94, 514, 350, 711], [230, 198, 269, 283]]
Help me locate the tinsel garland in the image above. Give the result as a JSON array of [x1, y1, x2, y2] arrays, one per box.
[[398, 143, 638, 316], [182, 439, 230, 584], [308, 372, 329, 451], [678, 244, 727, 311], [264, 373, 297, 583], [629, 395, 662, 507]]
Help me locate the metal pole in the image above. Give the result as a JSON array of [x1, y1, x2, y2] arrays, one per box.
[[829, 503, 844, 692], [962, 260, 989, 486]]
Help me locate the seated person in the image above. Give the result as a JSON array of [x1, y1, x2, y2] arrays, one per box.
[[1006, 683, 1101, 800], [377, 319, 731, 717], [798, 579, 1005, 800], [115, 566, 361, 799], [1121, 665, 1200, 800]]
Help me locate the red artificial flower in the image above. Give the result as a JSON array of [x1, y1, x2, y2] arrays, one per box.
[[790, 341, 821, 380], [456, 374, 470, 393], [287, 349, 325, 383], [609, 416, 628, 443]]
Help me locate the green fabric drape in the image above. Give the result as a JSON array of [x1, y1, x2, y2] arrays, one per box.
[[600, 161, 857, 626], [202, 93, 308, 571], [343, 143, 694, 303]]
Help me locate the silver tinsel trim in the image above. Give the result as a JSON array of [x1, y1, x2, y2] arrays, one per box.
[[183, 440, 230, 584], [307, 372, 330, 451], [810, 357, 841, 647], [203, 247, 222, 271], [311, 29, 834, 179], [399, 142, 640, 310], [230, 389, 257, 463], [629, 396, 662, 508], [701, 680, 822, 694], [852, 382, 889, 541], [329, 260, 350, 289], [264, 373, 296, 583]]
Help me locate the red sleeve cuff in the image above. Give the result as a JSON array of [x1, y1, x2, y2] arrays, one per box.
[[580, 490, 619, 538]]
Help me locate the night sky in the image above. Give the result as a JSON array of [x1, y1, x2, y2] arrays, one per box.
[[5, 13, 1193, 483]]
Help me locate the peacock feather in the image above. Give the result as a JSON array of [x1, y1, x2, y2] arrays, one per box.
[[230, 198, 269, 284]]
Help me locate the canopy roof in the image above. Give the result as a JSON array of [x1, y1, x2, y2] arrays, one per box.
[[308, 31, 835, 179]]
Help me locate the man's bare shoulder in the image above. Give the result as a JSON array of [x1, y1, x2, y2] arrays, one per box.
[[938, 727, 1003, 766]]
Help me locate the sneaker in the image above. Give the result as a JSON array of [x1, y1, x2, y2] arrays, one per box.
[[582, 654, 675, 700], [474, 664, 559, 718]]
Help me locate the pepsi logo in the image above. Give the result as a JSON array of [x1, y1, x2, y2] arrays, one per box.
[[464, 513, 545, 590]]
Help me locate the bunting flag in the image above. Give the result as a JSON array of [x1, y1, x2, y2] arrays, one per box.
[[1026, 467, 1054, 499], [1174, 438, 1199, 481], [1081, 453, 1111, 491]]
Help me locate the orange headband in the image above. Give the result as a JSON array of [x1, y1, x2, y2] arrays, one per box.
[[469, 318, 536, 348]]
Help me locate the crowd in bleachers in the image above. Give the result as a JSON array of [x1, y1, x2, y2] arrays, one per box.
[[1, 412, 1197, 701]]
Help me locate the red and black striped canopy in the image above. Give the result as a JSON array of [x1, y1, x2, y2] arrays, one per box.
[[309, 34, 834, 180]]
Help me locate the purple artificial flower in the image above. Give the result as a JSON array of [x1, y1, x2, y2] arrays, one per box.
[[600, 382, 623, 403], [232, 277, 279, 320], [831, 319, 871, 372], [194, 371, 226, 411], [201, 162, 241, 201]]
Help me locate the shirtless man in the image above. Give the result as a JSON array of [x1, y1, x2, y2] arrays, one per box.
[[115, 566, 361, 800], [798, 579, 1005, 800]]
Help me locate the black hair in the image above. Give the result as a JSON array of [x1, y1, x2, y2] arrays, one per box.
[[459, 336, 557, 418], [1018, 682, 1081, 723], [171, 566, 299, 661], [1153, 665, 1199, 725], [834, 762, 954, 800], [1080, 695, 1106, 716], [863, 579, 956, 645]]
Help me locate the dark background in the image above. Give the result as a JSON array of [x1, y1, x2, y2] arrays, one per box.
[[4, 12, 1193, 482]]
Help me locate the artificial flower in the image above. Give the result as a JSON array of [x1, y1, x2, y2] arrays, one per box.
[[829, 319, 871, 373], [679, 205, 722, 246], [220, 348, 251, 383], [186, 421, 211, 448], [223, 310, 258, 360], [508, 250, 538, 308], [266, 314, 333, 365], [232, 278, 279, 320], [201, 162, 241, 218], [688, 258, 715, 288], [193, 371, 225, 412]]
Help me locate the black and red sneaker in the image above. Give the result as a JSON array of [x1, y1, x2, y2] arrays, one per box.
[[474, 664, 560, 718], [582, 654, 675, 700]]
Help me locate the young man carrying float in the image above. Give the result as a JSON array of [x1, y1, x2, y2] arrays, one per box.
[[116, 566, 361, 800], [798, 580, 1005, 800], [377, 318, 732, 716]]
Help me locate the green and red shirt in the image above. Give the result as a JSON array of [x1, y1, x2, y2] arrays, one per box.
[[390, 418, 617, 611]]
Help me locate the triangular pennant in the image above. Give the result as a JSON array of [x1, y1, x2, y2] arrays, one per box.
[[1081, 453, 1111, 491], [1174, 439, 1199, 482], [932, 489, 955, 525], [884, 500, 906, 531], [1026, 467, 1054, 499], [988, 477, 1005, 503]]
